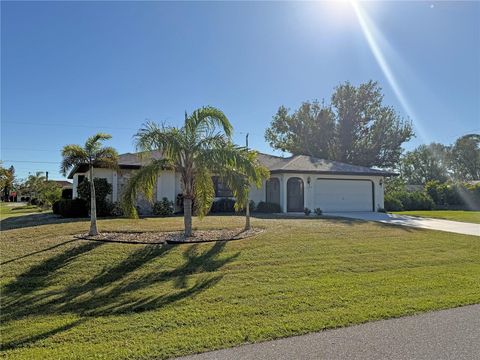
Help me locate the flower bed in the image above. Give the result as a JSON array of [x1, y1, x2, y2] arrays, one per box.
[[75, 228, 263, 244]]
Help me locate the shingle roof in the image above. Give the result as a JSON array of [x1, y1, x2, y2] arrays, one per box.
[[117, 151, 163, 166], [256, 153, 396, 176], [69, 150, 396, 178], [48, 180, 73, 188]]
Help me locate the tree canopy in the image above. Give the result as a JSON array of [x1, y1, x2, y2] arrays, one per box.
[[265, 81, 414, 168], [449, 134, 480, 181], [399, 143, 450, 184]]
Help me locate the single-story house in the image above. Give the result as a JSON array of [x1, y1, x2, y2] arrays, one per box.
[[68, 151, 395, 213]]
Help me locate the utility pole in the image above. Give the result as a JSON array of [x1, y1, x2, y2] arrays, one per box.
[[245, 133, 250, 231]]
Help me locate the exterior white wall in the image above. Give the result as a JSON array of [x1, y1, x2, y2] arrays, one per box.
[[72, 167, 385, 213], [248, 173, 385, 212], [157, 171, 176, 202], [72, 174, 80, 198]]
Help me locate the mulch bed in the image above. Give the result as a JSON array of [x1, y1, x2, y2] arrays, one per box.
[[75, 228, 264, 245]]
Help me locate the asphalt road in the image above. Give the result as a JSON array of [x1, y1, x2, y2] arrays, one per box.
[[175, 304, 480, 360]]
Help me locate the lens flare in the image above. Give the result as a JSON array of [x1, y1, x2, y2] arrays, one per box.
[[350, 1, 429, 142]]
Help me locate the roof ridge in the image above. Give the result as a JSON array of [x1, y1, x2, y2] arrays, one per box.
[[280, 155, 301, 169]]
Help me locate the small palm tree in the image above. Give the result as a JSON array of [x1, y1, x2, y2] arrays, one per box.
[[61, 133, 118, 236], [122, 106, 269, 237]]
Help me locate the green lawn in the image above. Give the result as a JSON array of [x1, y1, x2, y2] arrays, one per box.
[[393, 210, 480, 224], [0, 202, 47, 220], [1, 215, 479, 359]]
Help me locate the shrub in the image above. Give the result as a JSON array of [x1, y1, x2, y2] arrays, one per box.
[[78, 178, 113, 217], [249, 200, 256, 212], [304, 207, 311, 216], [314, 208, 323, 216], [377, 207, 386, 213], [210, 198, 236, 213], [384, 194, 404, 211], [255, 201, 281, 213], [385, 191, 434, 211], [110, 202, 124, 217], [52, 200, 61, 215], [77, 178, 112, 203], [57, 198, 88, 218], [153, 197, 174, 216]]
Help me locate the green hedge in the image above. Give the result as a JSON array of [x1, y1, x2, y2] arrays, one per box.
[[384, 191, 434, 211], [255, 201, 281, 213], [53, 199, 88, 218]]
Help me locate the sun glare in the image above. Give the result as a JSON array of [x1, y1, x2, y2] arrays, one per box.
[[350, 0, 428, 141]]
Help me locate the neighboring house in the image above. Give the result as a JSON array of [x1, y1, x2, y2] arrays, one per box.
[[50, 180, 73, 199], [68, 151, 395, 213]]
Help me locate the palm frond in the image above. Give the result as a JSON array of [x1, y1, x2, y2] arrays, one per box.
[[186, 106, 233, 139], [60, 145, 88, 176], [121, 159, 169, 218], [193, 167, 215, 218], [85, 133, 112, 154], [197, 144, 269, 210], [93, 147, 119, 169], [135, 123, 185, 164], [200, 145, 270, 188]]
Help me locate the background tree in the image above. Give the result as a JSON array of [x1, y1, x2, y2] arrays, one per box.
[[399, 143, 450, 184], [24, 172, 47, 201], [23, 172, 62, 206], [449, 134, 480, 181], [0, 164, 16, 201], [122, 106, 269, 237], [61, 134, 118, 236], [265, 81, 414, 168], [265, 102, 336, 159]]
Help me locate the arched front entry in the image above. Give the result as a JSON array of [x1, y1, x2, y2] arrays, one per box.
[[287, 177, 304, 212], [266, 178, 280, 205]]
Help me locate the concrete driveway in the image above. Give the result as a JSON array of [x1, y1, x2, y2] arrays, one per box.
[[176, 304, 480, 360], [326, 212, 480, 236]]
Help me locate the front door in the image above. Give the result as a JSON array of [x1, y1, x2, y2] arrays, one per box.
[[287, 177, 304, 212]]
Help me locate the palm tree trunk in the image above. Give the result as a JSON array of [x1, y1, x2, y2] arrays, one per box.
[[184, 196, 193, 237], [245, 200, 251, 231], [89, 166, 98, 236]]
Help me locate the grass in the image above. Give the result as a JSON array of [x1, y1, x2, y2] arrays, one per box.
[[0, 202, 48, 220], [1, 214, 479, 359], [393, 210, 480, 224]]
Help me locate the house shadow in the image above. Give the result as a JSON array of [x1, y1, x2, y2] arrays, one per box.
[[1, 240, 238, 350]]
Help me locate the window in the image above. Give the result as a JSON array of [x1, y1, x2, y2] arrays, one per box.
[[212, 176, 233, 197], [77, 175, 85, 184]]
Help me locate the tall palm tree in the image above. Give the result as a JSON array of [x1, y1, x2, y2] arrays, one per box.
[[122, 106, 269, 237], [61, 133, 118, 236]]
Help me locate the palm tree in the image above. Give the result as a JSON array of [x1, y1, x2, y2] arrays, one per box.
[[122, 106, 269, 237], [61, 133, 118, 236]]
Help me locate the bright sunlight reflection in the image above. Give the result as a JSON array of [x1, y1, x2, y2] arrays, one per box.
[[350, 0, 427, 139], [350, 1, 476, 206]]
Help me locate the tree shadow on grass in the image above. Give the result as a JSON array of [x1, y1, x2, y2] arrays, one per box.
[[0, 213, 87, 231], [1, 240, 238, 350]]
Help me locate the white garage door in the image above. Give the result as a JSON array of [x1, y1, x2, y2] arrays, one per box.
[[314, 179, 373, 212]]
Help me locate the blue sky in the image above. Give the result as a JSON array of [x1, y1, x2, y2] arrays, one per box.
[[1, 1, 479, 180]]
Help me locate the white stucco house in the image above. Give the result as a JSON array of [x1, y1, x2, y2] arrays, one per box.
[[68, 151, 395, 213]]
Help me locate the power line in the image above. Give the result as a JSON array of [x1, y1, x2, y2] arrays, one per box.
[[1, 160, 60, 164], [1, 147, 61, 152], [2, 121, 139, 130]]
